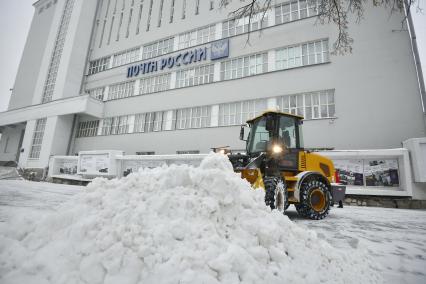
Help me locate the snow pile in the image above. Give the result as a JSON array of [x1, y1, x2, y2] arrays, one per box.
[[0, 153, 382, 284]]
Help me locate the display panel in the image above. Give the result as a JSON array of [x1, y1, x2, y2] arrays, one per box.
[[79, 154, 110, 174], [334, 159, 399, 188]]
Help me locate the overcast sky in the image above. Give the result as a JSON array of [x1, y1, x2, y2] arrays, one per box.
[[0, 1, 425, 112]]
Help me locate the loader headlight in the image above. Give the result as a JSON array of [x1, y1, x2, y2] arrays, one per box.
[[219, 149, 226, 155], [272, 144, 283, 154]]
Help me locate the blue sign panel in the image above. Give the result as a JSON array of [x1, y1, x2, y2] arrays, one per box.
[[210, 39, 229, 60], [126, 39, 230, 78]]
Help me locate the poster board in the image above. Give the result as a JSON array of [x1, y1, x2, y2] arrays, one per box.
[[77, 150, 123, 176], [334, 159, 399, 188]]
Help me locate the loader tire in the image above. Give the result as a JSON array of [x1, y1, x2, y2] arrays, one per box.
[[264, 176, 287, 213], [297, 179, 331, 220]]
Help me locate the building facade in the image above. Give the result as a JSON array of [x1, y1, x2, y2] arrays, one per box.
[[0, 0, 425, 171]]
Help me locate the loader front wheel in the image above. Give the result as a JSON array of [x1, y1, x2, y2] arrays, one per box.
[[264, 176, 287, 213], [297, 179, 331, 220]]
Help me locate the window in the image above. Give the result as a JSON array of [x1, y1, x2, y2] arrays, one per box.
[[108, 80, 135, 100], [77, 120, 100, 137], [219, 99, 267, 126], [175, 106, 211, 129], [112, 47, 140, 67], [178, 24, 215, 49], [126, 7, 133, 38], [176, 64, 214, 88], [277, 90, 335, 119], [302, 39, 329, 65], [134, 112, 166, 133], [99, 20, 107, 47], [275, 0, 318, 25], [220, 53, 268, 80], [101, 115, 130, 135], [182, 0, 186, 19], [146, 0, 153, 31], [136, 1, 144, 34], [29, 118, 47, 159], [158, 0, 164, 27], [195, 0, 200, 14], [88, 57, 110, 75], [222, 12, 268, 38], [139, 73, 171, 95], [116, 11, 123, 41], [177, 150, 200, 154], [276, 45, 302, 69], [142, 37, 174, 59], [88, 87, 105, 100], [107, 16, 115, 44], [170, 0, 175, 23], [136, 151, 155, 155], [41, 0, 76, 103], [99, 0, 111, 47], [276, 39, 329, 70]]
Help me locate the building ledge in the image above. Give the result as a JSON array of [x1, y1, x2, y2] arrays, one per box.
[[0, 95, 104, 126]]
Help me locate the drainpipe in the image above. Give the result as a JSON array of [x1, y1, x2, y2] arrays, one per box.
[[405, 2, 426, 130]]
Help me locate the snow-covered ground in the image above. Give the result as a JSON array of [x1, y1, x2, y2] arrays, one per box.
[[0, 156, 425, 283]]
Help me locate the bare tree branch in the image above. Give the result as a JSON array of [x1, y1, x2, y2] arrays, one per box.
[[220, 0, 417, 54]]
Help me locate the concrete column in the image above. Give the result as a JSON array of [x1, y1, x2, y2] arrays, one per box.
[[215, 22, 223, 40], [139, 46, 144, 60], [170, 72, 177, 89], [18, 120, 36, 168], [213, 62, 221, 82], [134, 79, 140, 96], [173, 35, 179, 51], [109, 55, 114, 68], [268, 50, 276, 72], [164, 110, 174, 130], [103, 86, 110, 101], [128, 115, 135, 133], [97, 119, 104, 136], [267, 7, 275, 27], [210, 105, 220, 127]]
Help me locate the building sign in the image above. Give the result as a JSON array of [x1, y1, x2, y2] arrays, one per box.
[[127, 39, 230, 78], [211, 39, 229, 60]]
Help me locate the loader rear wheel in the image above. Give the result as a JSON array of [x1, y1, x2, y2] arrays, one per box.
[[264, 176, 287, 213], [296, 179, 331, 220]]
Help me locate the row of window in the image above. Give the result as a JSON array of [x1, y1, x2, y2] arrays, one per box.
[[90, 0, 320, 75], [220, 53, 268, 81], [87, 39, 329, 101], [112, 47, 140, 67], [275, 0, 319, 24], [178, 24, 216, 50], [176, 64, 214, 88], [108, 80, 135, 100], [276, 39, 329, 70], [222, 12, 268, 38], [278, 90, 335, 120], [41, 0, 75, 103], [29, 118, 47, 159], [76, 120, 100, 138], [98, 0, 216, 48], [77, 89, 336, 137]]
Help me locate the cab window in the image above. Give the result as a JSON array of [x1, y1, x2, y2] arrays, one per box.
[[279, 116, 297, 148]]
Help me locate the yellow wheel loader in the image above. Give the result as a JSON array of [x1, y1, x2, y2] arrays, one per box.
[[225, 110, 345, 220]]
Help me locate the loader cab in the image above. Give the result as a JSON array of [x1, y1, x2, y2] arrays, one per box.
[[245, 111, 304, 156]]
